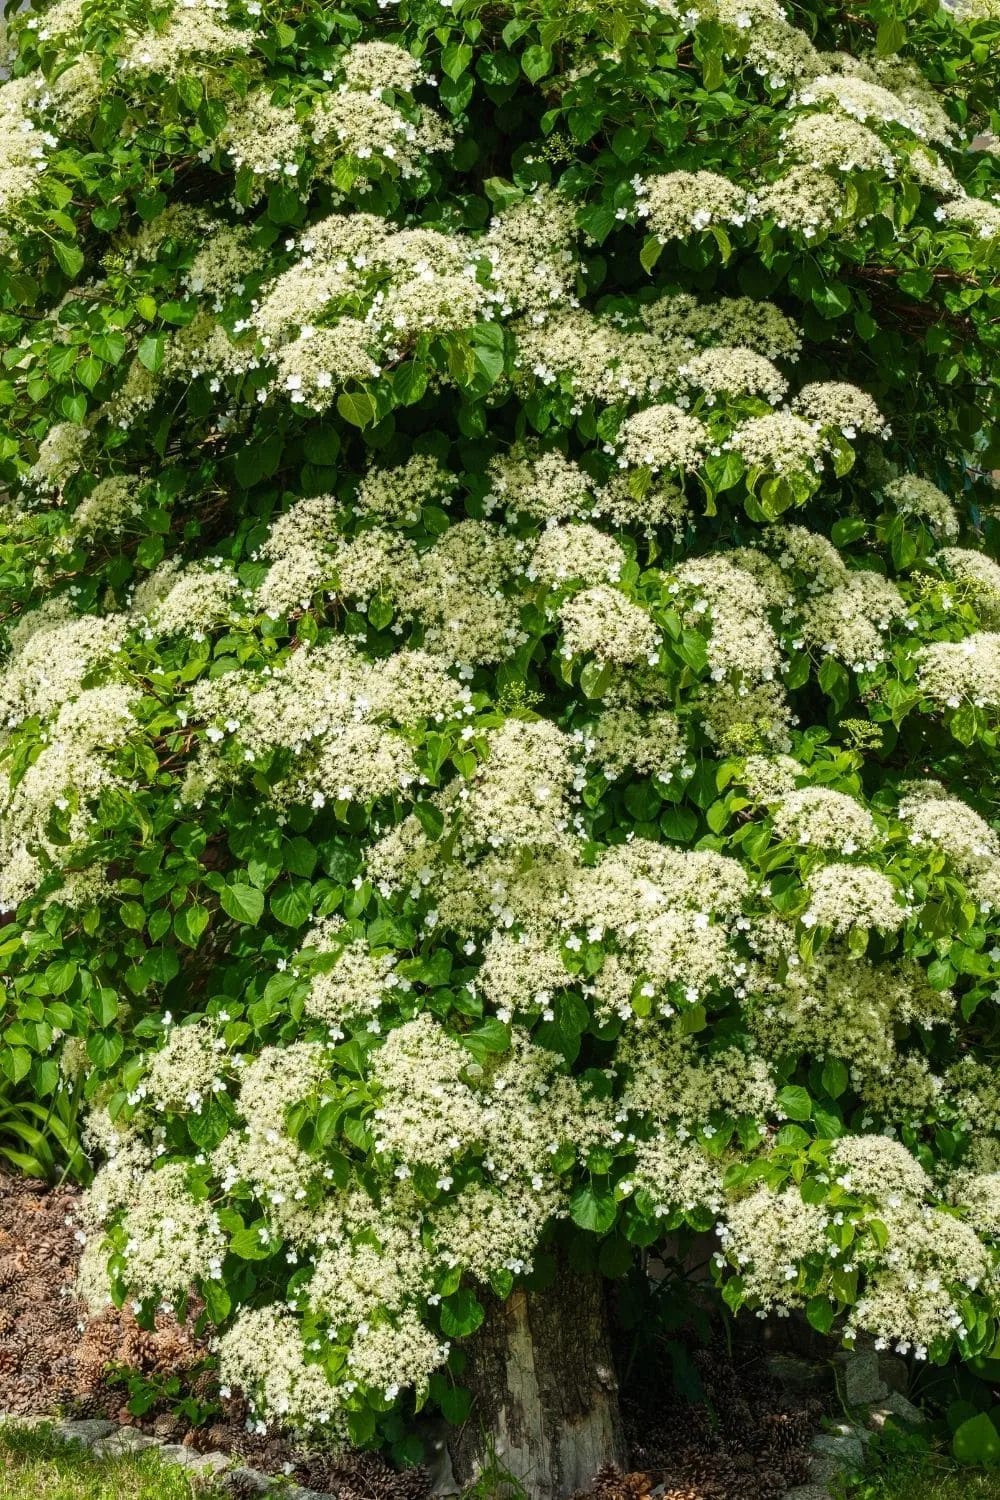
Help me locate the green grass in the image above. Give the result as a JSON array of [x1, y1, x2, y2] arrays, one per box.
[[839, 1443, 1000, 1500], [0, 1423, 227, 1500]]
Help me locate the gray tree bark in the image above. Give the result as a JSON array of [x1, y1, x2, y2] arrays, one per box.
[[446, 1265, 626, 1500]]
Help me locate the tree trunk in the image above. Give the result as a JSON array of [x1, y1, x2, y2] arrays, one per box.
[[446, 1264, 626, 1500]]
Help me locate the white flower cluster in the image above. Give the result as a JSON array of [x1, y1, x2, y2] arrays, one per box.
[[5, 0, 997, 1435], [917, 633, 1000, 714]]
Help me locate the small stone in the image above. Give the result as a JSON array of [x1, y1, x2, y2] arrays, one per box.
[[783, 1487, 833, 1500], [90, 1427, 159, 1457], [221, 1467, 274, 1495], [826, 1419, 872, 1447], [809, 1432, 865, 1484], [832, 1350, 888, 1407], [158, 1444, 195, 1466], [158, 1443, 230, 1473], [53, 1420, 116, 1446], [869, 1391, 924, 1428], [285, 1487, 331, 1500]]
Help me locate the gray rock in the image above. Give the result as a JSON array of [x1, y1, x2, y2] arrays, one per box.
[[286, 1487, 332, 1500], [766, 1353, 833, 1394], [809, 1432, 865, 1484], [90, 1426, 159, 1457], [825, 1419, 872, 1447], [53, 1420, 116, 1446], [783, 1487, 833, 1500], [156, 1443, 232, 1474], [189, 1449, 234, 1476], [869, 1391, 924, 1427], [158, 1444, 197, 1467], [832, 1350, 888, 1407], [221, 1467, 277, 1495]]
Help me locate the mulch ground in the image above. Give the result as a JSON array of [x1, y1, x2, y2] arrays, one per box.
[[0, 1173, 822, 1499]]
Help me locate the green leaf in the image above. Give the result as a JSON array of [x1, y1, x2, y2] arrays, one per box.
[[138, 334, 166, 373], [818, 655, 850, 713], [569, 1183, 618, 1233], [806, 1295, 835, 1334], [700, 46, 724, 90], [284, 837, 317, 878], [821, 1059, 850, 1101], [950, 703, 982, 748], [175, 902, 210, 948], [303, 426, 341, 465], [337, 391, 375, 428], [624, 782, 661, 822], [235, 432, 283, 488], [639, 234, 664, 273], [461, 1018, 511, 1059], [45, 959, 78, 995], [810, 281, 852, 320], [521, 44, 552, 82], [270, 880, 313, 927], [393, 362, 428, 406], [579, 659, 612, 699], [0, 1047, 31, 1084], [198, 98, 228, 138], [440, 1289, 485, 1337], [201, 1280, 231, 1323], [52, 241, 85, 279], [441, 43, 473, 79], [229, 1224, 278, 1260], [267, 182, 302, 225], [439, 1385, 473, 1425], [368, 594, 394, 631], [611, 126, 649, 164], [831, 518, 866, 548], [220, 882, 265, 925], [87, 1032, 124, 1070], [469, 325, 505, 389], [660, 806, 699, 843], [875, 17, 906, 56], [953, 1413, 1000, 1467], [776, 1085, 812, 1121], [90, 990, 118, 1027]]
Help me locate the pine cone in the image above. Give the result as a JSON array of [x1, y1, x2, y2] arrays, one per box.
[[754, 1466, 791, 1499], [79, 1316, 124, 1363], [575, 1465, 652, 1500], [331, 1451, 415, 1500], [397, 1466, 433, 1500], [779, 1451, 812, 1487], [0, 1256, 25, 1289], [68, 1392, 103, 1419], [119, 1326, 161, 1371], [190, 1368, 217, 1400]]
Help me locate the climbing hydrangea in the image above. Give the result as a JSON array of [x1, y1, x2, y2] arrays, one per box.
[[0, 0, 999, 1449]]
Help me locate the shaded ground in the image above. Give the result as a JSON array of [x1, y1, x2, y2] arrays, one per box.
[[1, 1174, 823, 1499]]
